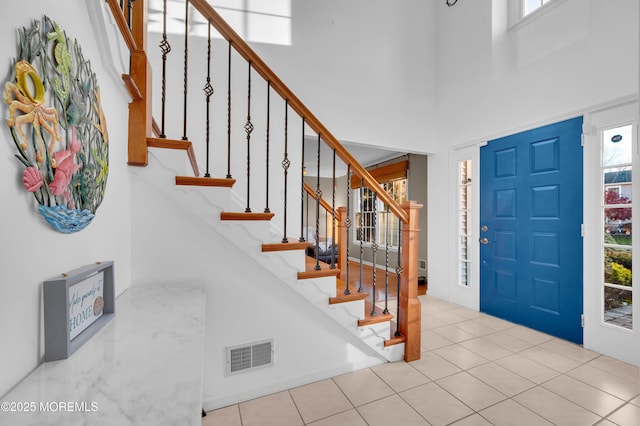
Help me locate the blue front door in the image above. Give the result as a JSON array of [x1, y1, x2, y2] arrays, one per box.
[[480, 117, 584, 344]]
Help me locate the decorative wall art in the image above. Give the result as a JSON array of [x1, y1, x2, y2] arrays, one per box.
[[4, 16, 109, 233]]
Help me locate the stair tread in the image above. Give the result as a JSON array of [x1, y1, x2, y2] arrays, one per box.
[[358, 301, 394, 326], [298, 256, 341, 279], [262, 240, 310, 252], [176, 176, 235, 187], [147, 137, 192, 149], [329, 279, 369, 304], [220, 212, 275, 221], [384, 333, 406, 347]]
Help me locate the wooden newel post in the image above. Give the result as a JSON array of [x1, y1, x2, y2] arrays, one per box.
[[127, 0, 152, 166], [337, 206, 347, 271], [399, 200, 422, 362]]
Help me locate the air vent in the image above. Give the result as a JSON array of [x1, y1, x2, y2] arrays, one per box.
[[226, 339, 274, 375], [418, 259, 427, 271]]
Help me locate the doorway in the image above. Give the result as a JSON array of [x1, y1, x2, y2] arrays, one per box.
[[480, 117, 584, 344]]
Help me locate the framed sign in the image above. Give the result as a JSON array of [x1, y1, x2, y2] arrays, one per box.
[[43, 261, 115, 361]]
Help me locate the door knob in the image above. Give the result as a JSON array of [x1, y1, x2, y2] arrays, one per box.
[[479, 237, 490, 245]]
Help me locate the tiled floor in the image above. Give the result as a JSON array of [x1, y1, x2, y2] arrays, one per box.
[[203, 295, 640, 425]]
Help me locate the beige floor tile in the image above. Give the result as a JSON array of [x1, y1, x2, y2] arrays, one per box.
[[567, 364, 640, 401], [400, 382, 474, 426], [421, 329, 455, 351], [519, 346, 583, 372], [450, 413, 494, 425], [422, 314, 448, 330], [434, 345, 490, 370], [239, 391, 303, 426], [483, 330, 536, 352], [307, 409, 367, 426], [495, 354, 560, 384], [480, 399, 554, 426], [437, 371, 507, 411], [587, 356, 640, 384], [514, 386, 602, 426], [502, 325, 555, 345], [203, 405, 241, 426], [595, 420, 618, 426], [450, 307, 485, 320], [631, 396, 640, 406], [542, 374, 625, 417], [357, 394, 429, 426], [431, 324, 477, 343], [333, 368, 395, 407], [289, 379, 353, 424], [455, 319, 500, 337], [429, 309, 469, 324], [538, 338, 600, 363], [475, 315, 517, 331], [371, 360, 430, 392], [606, 402, 640, 426], [460, 337, 513, 360], [467, 362, 536, 396], [409, 351, 462, 381]]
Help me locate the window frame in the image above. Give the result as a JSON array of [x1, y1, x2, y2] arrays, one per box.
[[509, 0, 567, 31]]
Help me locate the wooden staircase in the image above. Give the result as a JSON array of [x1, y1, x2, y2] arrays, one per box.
[[111, 0, 422, 362]]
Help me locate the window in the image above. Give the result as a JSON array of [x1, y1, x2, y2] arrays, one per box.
[[354, 178, 407, 249], [458, 160, 472, 287], [509, 0, 565, 29], [602, 125, 634, 330], [523, 0, 553, 17]]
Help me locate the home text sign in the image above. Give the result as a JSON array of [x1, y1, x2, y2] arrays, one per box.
[[68, 271, 104, 340]]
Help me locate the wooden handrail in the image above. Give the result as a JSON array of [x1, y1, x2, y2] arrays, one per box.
[[303, 183, 341, 222], [105, 0, 137, 51], [188, 0, 408, 224]]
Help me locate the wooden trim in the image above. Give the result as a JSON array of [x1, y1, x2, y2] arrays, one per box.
[[303, 183, 341, 221], [152, 117, 161, 138], [220, 212, 275, 221], [175, 176, 235, 187], [188, 0, 408, 224], [351, 160, 409, 189], [121, 74, 142, 101], [398, 201, 423, 362], [186, 144, 200, 177], [262, 241, 310, 252], [105, 0, 137, 51], [127, 49, 151, 166]]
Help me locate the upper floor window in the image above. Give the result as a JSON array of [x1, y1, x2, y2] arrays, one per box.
[[524, 0, 553, 17]]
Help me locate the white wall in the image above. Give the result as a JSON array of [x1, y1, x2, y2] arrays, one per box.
[[0, 1, 133, 397], [251, 0, 437, 154], [428, 0, 639, 304], [129, 157, 386, 410]]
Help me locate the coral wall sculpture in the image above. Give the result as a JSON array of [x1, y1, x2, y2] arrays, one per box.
[[4, 16, 108, 233]]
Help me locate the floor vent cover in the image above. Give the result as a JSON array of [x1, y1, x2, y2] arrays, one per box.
[[226, 339, 274, 375]]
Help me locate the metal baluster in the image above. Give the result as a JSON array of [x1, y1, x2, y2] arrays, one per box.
[[226, 40, 232, 179], [344, 166, 352, 295], [244, 62, 254, 213], [203, 23, 214, 177], [371, 192, 378, 316], [314, 134, 322, 271], [305, 192, 309, 242], [281, 100, 290, 243], [127, 0, 135, 30], [330, 149, 336, 269], [395, 220, 403, 337], [299, 118, 306, 242], [159, 0, 170, 138], [182, 0, 189, 141], [383, 204, 390, 314], [358, 181, 364, 293], [264, 82, 271, 213]]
